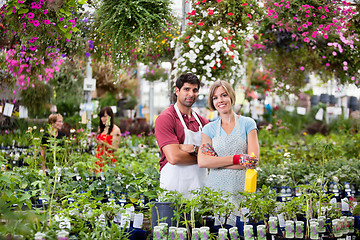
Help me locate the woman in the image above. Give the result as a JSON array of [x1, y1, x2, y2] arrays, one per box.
[[41, 113, 66, 171], [198, 81, 260, 225], [95, 106, 121, 171]]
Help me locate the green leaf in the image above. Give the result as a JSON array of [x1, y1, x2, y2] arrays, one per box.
[[58, 26, 67, 33], [0, 175, 11, 184], [353, 204, 360, 216], [65, 32, 72, 40], [72, 27, 79, 33], [19, 193, 31, 202], [79, 0, 87, 4], [18, 8, 29, 14]]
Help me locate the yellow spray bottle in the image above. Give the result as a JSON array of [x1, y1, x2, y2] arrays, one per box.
[[244, 152, 257, 193]]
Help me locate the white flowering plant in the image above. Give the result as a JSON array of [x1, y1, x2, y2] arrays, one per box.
[[173, 26, 244, 84], [172, 0, 262, 84]]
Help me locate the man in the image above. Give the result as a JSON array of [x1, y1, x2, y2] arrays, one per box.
[[154, 73, 209, 198]]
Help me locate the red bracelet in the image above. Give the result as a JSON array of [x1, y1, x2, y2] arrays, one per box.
[[233, 154, 241, 165]]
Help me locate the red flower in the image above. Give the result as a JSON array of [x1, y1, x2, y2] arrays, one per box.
[[247, 13, 252, 19], [187, 22, 193, 26], [198, 22, 204, 26], [228, 12, 234, 16], [212, 66, 216, 69], [216, 0, 222, 2], [208, 9, 214, 15], [242, 3, 248, 6], [195, 1, 200, 4], [188, 10, 196, 15]]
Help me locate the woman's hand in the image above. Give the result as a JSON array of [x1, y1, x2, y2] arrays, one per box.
[[200, 143, 218, 156], [233, 153, 258, 169]]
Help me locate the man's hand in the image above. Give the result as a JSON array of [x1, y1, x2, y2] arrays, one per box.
[[179, 144, 196, 153]]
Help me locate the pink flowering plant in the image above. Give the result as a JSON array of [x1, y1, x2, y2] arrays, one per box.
[[0, 0, 86, 94], [254, 0, 360, 92], [173, 0, 262, 84]]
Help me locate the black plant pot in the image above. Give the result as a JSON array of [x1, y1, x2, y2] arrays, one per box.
[[150, 202, 175, 231]]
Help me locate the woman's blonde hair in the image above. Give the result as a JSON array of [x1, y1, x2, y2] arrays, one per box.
[[208, 80, 236, 111], [48, 113, 62, 124]]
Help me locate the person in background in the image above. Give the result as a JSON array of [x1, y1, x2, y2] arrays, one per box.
[[95, 106, 121, 172], [198, 80, 260, 225], [154, 73, 209, 199], [41, 113, 66, 171]]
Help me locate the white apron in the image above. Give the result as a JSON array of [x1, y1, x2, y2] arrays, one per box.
[[159, 103, 207, 199]]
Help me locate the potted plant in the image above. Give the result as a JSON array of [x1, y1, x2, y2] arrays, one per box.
[[237, 185, 278, 239]]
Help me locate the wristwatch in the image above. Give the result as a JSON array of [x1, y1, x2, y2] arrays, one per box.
[[193, 145, 199, 154]]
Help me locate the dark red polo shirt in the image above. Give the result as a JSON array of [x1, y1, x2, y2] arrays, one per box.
[[154, 104, 209, 171]]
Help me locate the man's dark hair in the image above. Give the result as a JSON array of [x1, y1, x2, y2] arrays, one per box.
[[175, 73, 201, 90]]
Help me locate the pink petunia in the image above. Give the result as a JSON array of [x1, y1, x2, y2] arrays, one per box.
[[29, 46, 37, 51], [343, 61, 348, 65], [324, 34, 328, 39], [300, 66, 305, 71], [31, 2, 38, 9], [28, 12, 35, 19], [332, 51, 337, 56], [343, 66, 348, 71], [326, 63, 330, 67], [321, 15, 325, 19], [304, 37, 310, 42], [43, 19, 51, 24], [43, 9, 48, 14], [312, 31, 318, 38], [33, 20, 40, 27]]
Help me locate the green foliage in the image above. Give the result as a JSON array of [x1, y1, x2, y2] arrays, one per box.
[[238, 185, 278, 224], [143, 64, 168, 82], [20, 81, 52, 118], [50, 60, 85, 117], [99, 92, 117, 110], [93, 0, 174, 64]]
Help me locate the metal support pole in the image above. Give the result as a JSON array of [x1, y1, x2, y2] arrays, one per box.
[[85, 57, 93, 131], [149, 81, 154, 126]]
